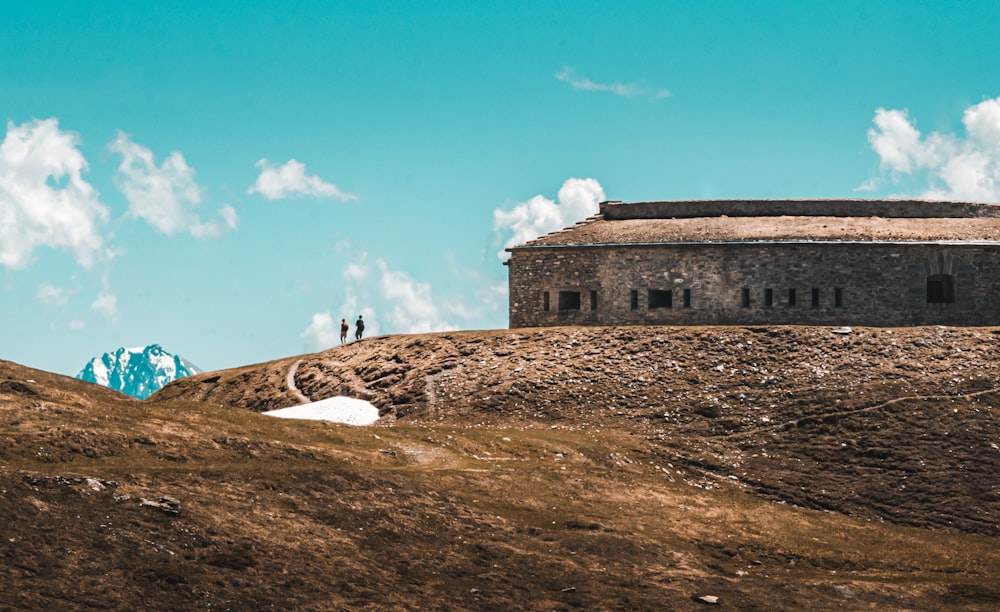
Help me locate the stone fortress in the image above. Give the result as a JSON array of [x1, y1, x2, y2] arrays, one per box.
[[505, 199, 1000, 328]]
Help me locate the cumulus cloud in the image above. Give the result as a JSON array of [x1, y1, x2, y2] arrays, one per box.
[[110, 132, 233, 237], [302, 253, 376, 350], [556, 67, 671, 100], [304, 252, 460, 348], [0, 118, 109, 269], [90, 279, 117, 321], [338, 254, 379, 335], [492, 177, 606, 260], [247, 159, 356, 201], [300, 311, 339, 348], [376, 259, 456, 334], [866, 97, 1000, 202]]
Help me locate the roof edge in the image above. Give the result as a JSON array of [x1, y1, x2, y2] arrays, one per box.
[[600, 199, 1000, 220], [509, 239, 1000, 252]]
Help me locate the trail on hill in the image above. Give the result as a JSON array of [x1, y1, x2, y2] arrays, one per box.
[[285, 360, 310, 404]]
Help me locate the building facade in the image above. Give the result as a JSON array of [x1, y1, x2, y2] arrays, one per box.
[[505, 199, 1000, 327]]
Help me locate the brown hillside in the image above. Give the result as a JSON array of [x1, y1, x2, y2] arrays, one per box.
[[3, 327, 999, 610], [155, 325, 1000, 536]]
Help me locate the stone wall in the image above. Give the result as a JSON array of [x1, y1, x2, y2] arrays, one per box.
[[507, 243, 1000, 327]]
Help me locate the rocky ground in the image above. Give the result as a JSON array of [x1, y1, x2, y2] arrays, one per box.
[[4, 325, 1000, 610], [159, 325, 1000, 536]]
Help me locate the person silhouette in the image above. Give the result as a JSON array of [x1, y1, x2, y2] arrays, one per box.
[[340, 318, 349, 344], [355, 315, 365, 340]]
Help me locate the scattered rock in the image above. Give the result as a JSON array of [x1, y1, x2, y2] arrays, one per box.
[[0, 380, 38, 395], [22, 475, 119, 490], [696, 594, 720, 604], [140, 496, 181, 516]]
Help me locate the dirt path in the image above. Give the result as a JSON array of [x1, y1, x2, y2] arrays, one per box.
[[286, 360, 310, 404]]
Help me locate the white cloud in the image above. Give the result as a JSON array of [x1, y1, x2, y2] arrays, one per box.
[[320, 252, 458, 342], [247, 158, 356, 201], [219, 203, 239, 229], [110, 131, 232, 237], [480, 279, 509, 316], [300, 311, 339, 349], [301, 252, 376, 350], [376, 259, 456, 334], [868, 108, 926, 173], [37, 282, 74, 306], [556, 67, 671, 100], [854, 178, 879, 192], [866, 97, 1000, 202], [68, 320, 85, 331], [343, 252, 371, 283], [91, 280, 117, 321], [335, 253, 380, 339], [493, 177, 606, 260], [965, 97, 1000, 146], [0, 118, 109, 269]]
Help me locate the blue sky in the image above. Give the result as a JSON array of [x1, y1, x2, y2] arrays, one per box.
[[3, 1, 1000, 376]]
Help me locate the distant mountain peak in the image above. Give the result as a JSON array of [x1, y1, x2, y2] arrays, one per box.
[[76, 344, 201, 399]]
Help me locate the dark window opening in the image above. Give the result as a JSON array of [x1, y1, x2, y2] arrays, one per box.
[[589, 290, 598, 310], [764, 288, 773, 307], [558, 291, 581, 311], [788, 288, 796, 307], [648, 289, 673, 309], [741, 288, 750, 308], [811, 287, 820, 308], [927, 274, 956, 303], [543, 292, 549, 312], [834, 288, 844, 307], [683, 288, 691, 308], [630, 290, 639, 310]]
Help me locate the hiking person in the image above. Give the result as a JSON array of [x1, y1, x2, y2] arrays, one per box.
[[340, 318, 349, 344], [355, 315, 365, 340]]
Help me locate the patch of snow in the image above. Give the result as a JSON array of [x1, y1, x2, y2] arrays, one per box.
[[263, 397, 380, 426]]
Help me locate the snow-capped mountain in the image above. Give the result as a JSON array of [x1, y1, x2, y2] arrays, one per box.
[[76, 344, 201, 399]]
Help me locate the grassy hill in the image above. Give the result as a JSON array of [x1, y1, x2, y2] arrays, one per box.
[[3, 326, 1000, 610]]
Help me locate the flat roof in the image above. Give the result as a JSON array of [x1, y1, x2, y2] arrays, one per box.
[[600, 199, 1000, 219], [511, 200, 1000, 250]]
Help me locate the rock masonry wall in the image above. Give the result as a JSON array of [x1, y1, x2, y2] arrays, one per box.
[[507, 242, 1000, 328]]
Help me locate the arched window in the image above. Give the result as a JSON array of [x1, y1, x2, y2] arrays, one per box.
[[926, 274, 956, 303]]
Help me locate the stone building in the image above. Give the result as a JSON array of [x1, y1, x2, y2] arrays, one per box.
[[505, 199, 1000, 328]]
